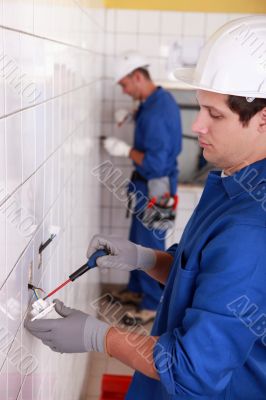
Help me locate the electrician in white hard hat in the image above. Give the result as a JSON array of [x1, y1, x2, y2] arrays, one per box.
[[114, 51, 150, 83], [26, 15, 266, 400], [103, 51, 182, 325]]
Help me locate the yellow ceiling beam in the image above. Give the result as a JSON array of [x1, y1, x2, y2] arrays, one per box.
[[104, 0, 266, 14]]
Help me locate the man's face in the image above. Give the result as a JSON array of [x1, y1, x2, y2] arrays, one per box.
[[118, 73, 141, 100], [192, 90, 260, 172]]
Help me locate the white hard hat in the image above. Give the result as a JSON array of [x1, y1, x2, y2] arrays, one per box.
[[115, 51, 149, 83], [174, 16, 266, 98]]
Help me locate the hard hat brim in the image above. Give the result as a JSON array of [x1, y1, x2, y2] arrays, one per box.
[[173, 67, 266, 99], [115, 63, 150, 83]]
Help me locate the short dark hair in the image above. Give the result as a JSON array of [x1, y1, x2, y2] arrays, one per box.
[[131, 67, 151, 80], [227, 95, 266, 126]]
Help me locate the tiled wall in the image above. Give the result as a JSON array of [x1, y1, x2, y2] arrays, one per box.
[[0, 0, 105, 398], [100, 9, 247, 283]]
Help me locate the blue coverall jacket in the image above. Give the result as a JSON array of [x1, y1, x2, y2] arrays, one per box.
[[127, 159, 266, 399], [128, 87, 182, 310], [133, 86, 182, 195]]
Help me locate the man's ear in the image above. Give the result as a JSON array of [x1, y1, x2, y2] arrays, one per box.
[[258, 107, 266, 133], [134, 70, 142, 83]]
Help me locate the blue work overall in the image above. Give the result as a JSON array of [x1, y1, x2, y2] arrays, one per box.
[[127, 159, 266, 399], [127, 87, 182, 311]]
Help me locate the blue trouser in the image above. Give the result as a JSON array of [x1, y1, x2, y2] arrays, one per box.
[[127, 179, 165, 311]]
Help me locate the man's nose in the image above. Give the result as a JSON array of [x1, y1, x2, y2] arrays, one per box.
[[192, 113, 208, 135]]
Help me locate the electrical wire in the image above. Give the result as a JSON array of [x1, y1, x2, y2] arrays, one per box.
[[33, 288, 39, 300], [28, 284, 45, 300]]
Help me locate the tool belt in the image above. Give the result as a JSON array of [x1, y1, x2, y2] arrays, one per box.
[[126, 171, 178, 230], [141, 193, 178, 230]]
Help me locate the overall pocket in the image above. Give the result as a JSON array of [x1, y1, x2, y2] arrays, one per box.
[[167, 253, 199, 328]]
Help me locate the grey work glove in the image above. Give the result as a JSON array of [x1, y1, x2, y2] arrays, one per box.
[[24, 299, 110, 354], [87, 234, 156, 272]]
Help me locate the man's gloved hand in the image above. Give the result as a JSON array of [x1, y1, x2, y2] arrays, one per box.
[[24, 299, 110, 353], [114, 109, 131, 126], [87, 234, 156, 272], [104, 137, 131, 157]]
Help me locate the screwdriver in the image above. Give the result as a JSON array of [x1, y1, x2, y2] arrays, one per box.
[[43, 249, 108, 300]]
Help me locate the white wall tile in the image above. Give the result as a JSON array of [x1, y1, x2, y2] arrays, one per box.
[[5, 113, 22, 194], [3, 29, 21, 115], [3, 0, 20, 30], [161, 11, 183, 35], [21, 108, 36, 182], [20, 34, 36, 109], [34, 0, 54, 38], [0, 28, 4, 117], [105, 32, 115, 56], [115, 34, 138, 54], [45, 100, 54, 156], [43, 41, 54, 99], [0, 365, 11, 398], [0, 0, 3, 25], [34, 37, 46, 103], [138, 34, 161, 57], [106, 9, 115, 32], [43, 158, 54, 216], [3, 0, 33, 33], [18, 0, 34, 33], [183, 12, 205, 36], [5, 189, 29, 287], [34, 167, 45, 227], [21, 175, 35, 235], [0, 119, 6, 190], [0, 206, 7, 292], [138, 10, 161, 34], [116, 9, 138, 33], [104, 55, 115, 78], [35, 104, 46, 168]]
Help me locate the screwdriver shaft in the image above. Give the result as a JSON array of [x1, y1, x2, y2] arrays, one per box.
[[43, 278, 71, 300]]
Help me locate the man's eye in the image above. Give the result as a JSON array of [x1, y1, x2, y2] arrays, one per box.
[[209, 111, 222, 119]]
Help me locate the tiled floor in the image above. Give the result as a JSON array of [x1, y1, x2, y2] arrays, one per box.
[[83, 285, 153, 399]]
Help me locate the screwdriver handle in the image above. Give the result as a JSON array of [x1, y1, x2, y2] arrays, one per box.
[[87, 249, 109, 269], [69, 249, 109, 281]]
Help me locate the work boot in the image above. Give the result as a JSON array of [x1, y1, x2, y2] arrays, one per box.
[[110, 289, 142, 306], [120, 309, 156, 326]]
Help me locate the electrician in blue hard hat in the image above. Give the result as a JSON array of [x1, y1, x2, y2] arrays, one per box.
[[26, 16, 266, 400], [103, 51, 182, 325]]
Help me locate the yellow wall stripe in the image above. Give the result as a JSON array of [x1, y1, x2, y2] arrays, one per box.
[[104, 0, 266, 14], [76, 0, 104, 8]]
